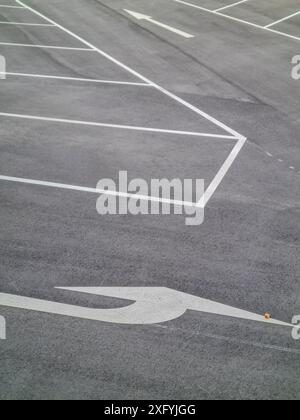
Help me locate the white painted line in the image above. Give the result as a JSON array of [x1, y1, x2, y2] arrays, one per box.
[[124, 9, 194, 39], [265, 11, 300, 28], [0, 112, 236, 139], [214, 0, 249, 13], [199, 137, 246, 207], [0, 41, 95, 50], [265, 28, 300, 42], [15, 0, 247, 207], [0, 21, 55, 26], [173, 0, 300, 42], [0, 175, 203, 208], [0, 72, 151, 86], [0, 5, 24, 8]]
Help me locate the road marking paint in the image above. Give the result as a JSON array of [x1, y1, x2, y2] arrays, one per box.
[[0, 287, 296, 327], [0, 21, 55, 26], [0, 175, 203, 208], [0, 5, 24, 8], [265, 28, 300, 42], [15, 0, 247, 207], [124, 9, 194, 39], [173, 0, 300, 42], [265, 11, 300, 28], [198, 137, 246, 207], [0, 112, 236, 139], [0, 72, 151, 86], [266, 152, 273, 157], [214, 0, 249, 13], [0, 41, 95, 50]]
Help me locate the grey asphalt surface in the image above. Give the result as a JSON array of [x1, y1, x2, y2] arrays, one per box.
[[0, 0, 299, 400]]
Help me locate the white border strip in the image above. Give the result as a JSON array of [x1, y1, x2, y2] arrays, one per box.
[[0, 112, 236, 139], [0, 5, 24, 8], [0, 72, 151, 86], [0, 175, 204, 208], [0, 41, 95, 50], [0, 21, 55, 26]]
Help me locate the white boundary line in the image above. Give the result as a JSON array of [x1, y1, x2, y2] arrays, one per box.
[[214, 0, 250, 13], [0, 21, 55, 26], [0, 175, 204, 208], [173, 0, 300, 42], [9, 0, 247, 207], [0, 41, 95, 50], [0, 112, 236, 139], [265, 10, 300, 28], [0, 72, 151, 86], [0, 4, 24, 8]]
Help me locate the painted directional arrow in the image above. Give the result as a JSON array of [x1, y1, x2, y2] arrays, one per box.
[[0, 287, 296, 329], [124, 9, 194, 39]]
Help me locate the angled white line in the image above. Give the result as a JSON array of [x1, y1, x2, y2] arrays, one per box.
[[0, 72, 151, 86], [0, 175, 203, 208], [0, 41, 94, 50], [173, 0, 300, 42], [199, 137, 246, 207], [265, 10, 300, 28], [214, 0, 249, 12], [0, 5, 24, 8], [0, 21, 55, 26], [0, 112, 236, 139]]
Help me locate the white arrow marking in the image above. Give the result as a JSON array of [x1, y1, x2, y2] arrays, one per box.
[[0, 287, 296, 329], [124, 9, 194, 39]]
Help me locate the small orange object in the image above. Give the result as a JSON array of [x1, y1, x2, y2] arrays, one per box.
[[264, 313, 271, 320]]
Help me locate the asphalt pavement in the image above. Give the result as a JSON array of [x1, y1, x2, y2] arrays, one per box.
[[0, 0, 299, 400]]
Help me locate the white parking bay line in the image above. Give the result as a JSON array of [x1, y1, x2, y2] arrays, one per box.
[[265, 11, 300, 28], [0, 21, 55, 26], [214, 0, 250, 13], [0, 5, 24, 8], [0, 112, 236, 139], [0, 175, 203, 208], [0, 72, 151, 86], [0, 42, 95, 50]]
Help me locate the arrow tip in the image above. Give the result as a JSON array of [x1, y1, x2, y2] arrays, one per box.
[[124, 9, 151, 20]]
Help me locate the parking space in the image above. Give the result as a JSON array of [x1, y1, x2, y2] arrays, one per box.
[[0, 46, 139, 81], [0, 117, 235, 189]]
